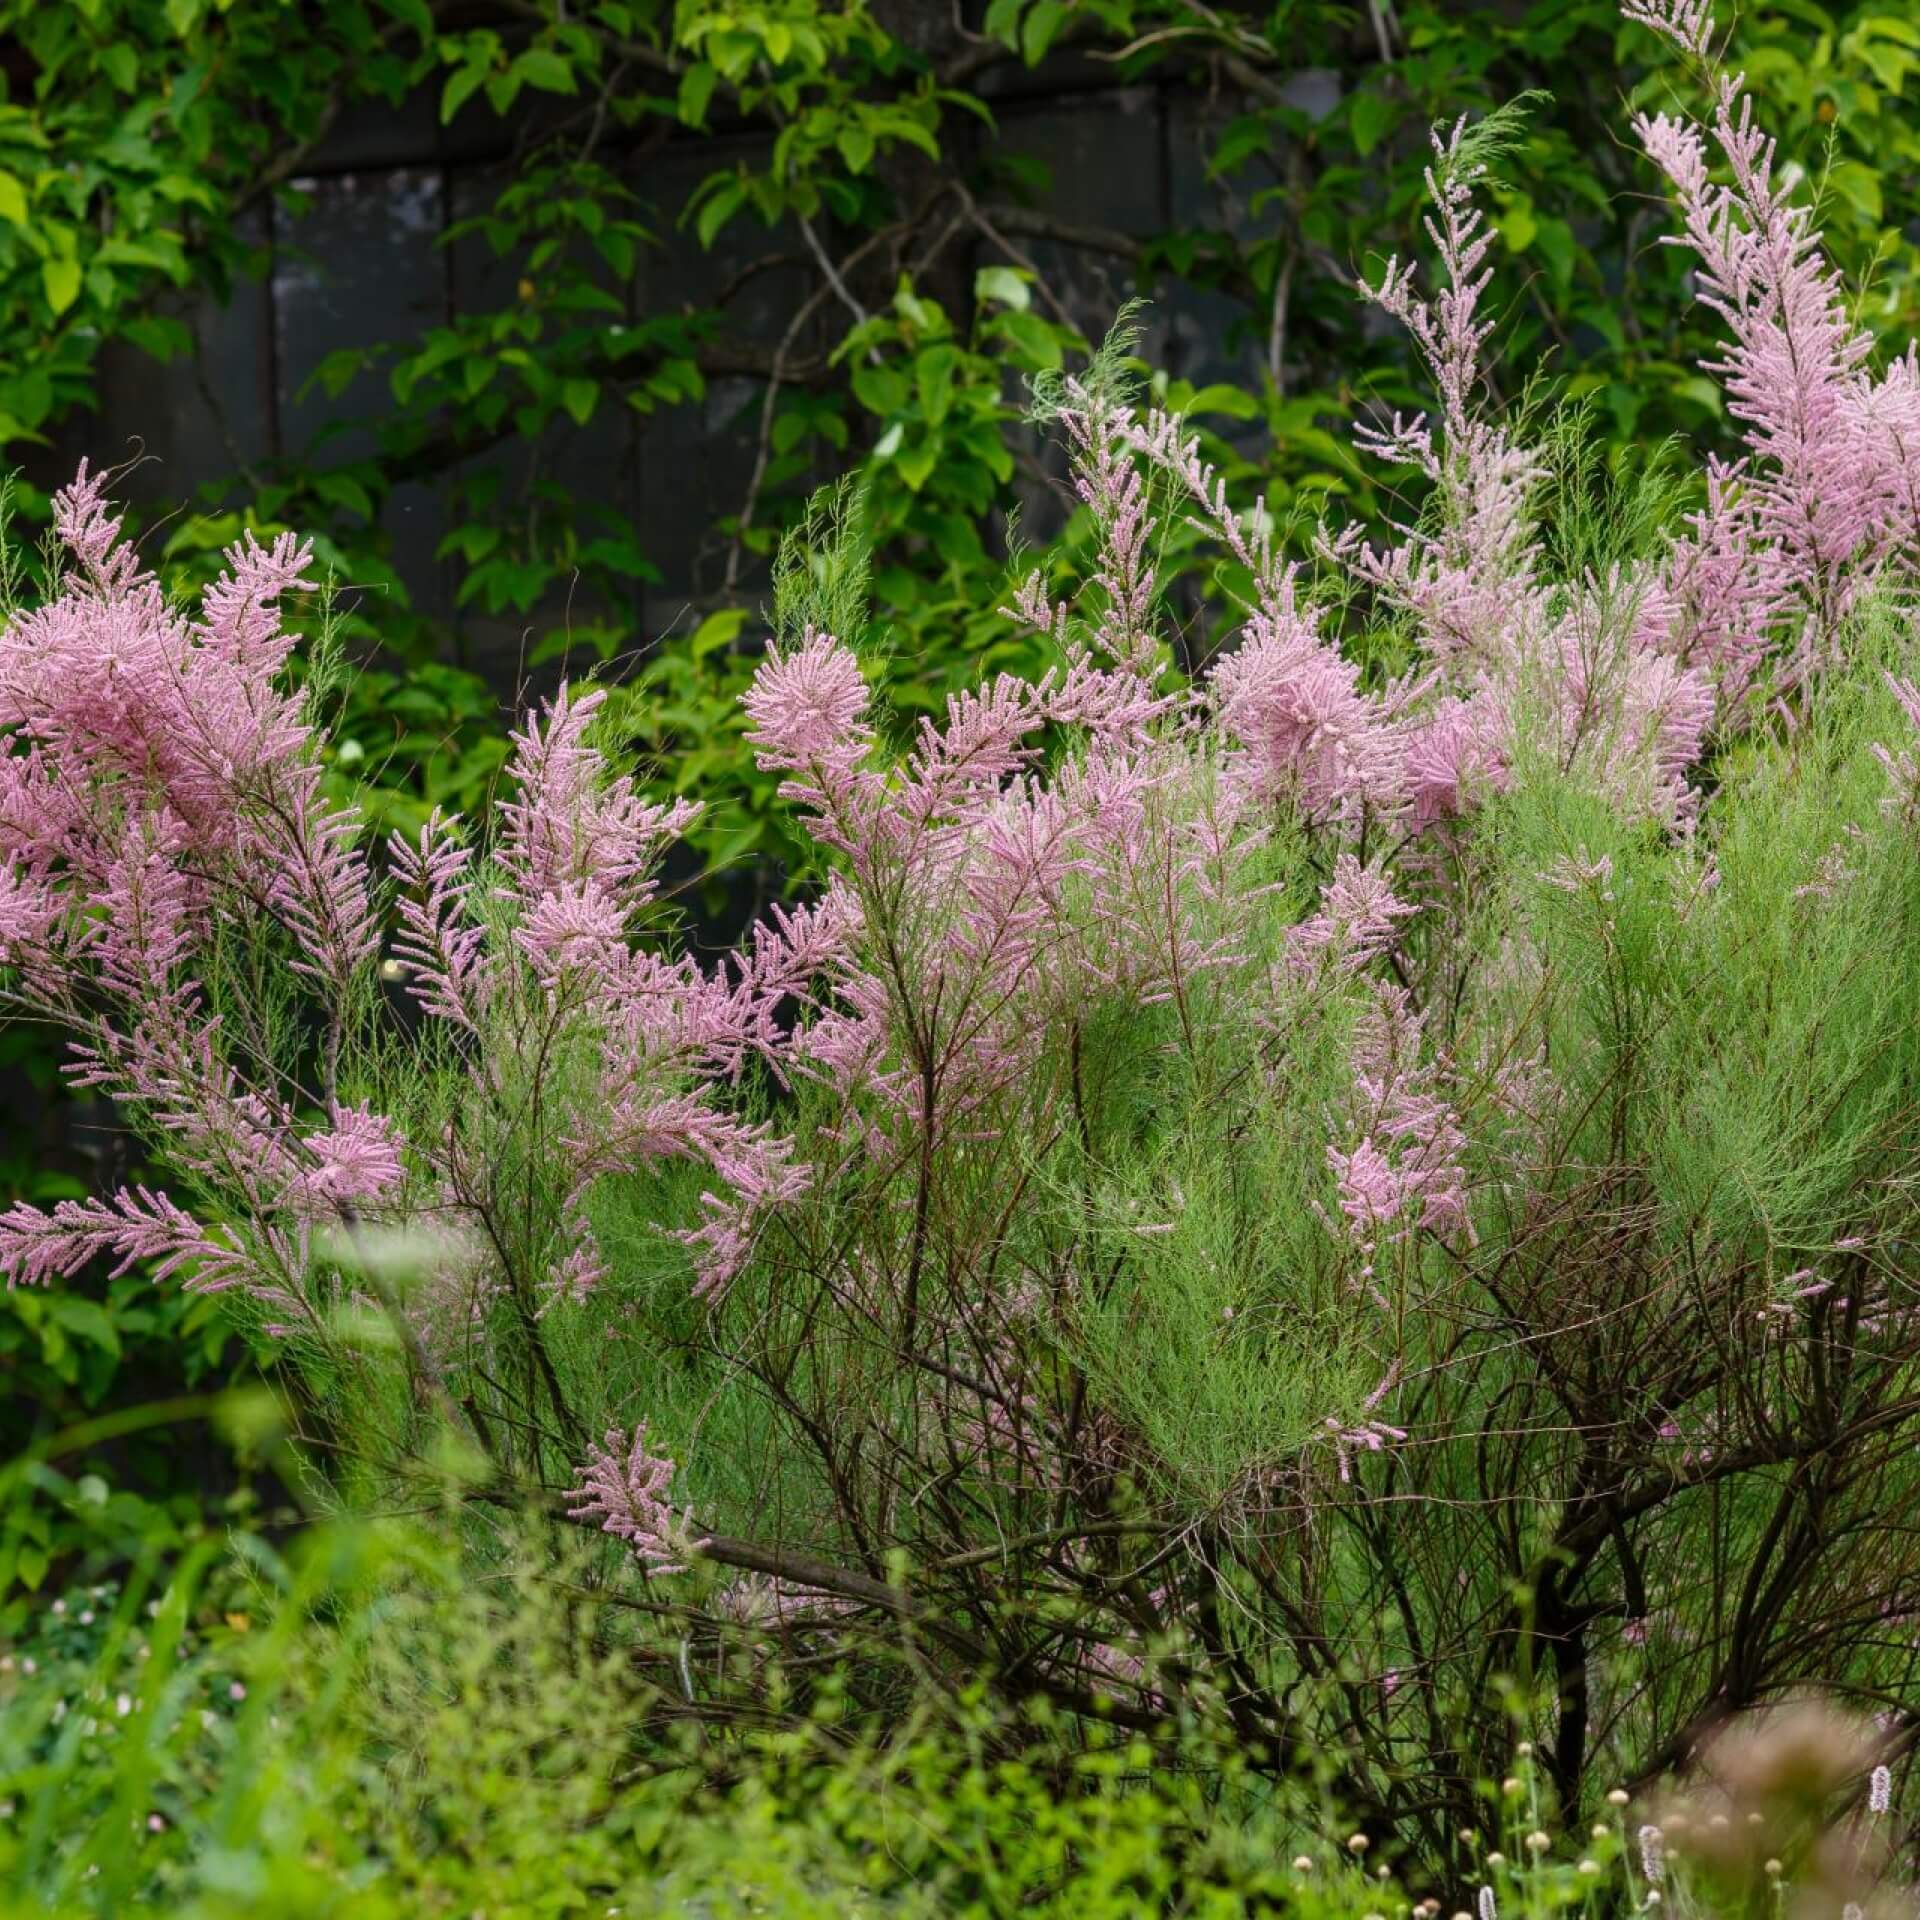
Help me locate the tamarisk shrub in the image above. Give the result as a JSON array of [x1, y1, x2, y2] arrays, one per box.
[[3, 0, 1920, 1872]]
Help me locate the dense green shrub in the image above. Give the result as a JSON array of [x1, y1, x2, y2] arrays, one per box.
[[0, 1486, 1904, 1916]]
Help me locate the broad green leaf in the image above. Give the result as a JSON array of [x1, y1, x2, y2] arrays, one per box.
[[836, 122, 876, 173], [100, 44, 138, 92], [8, 368, 53, 430], [121, 315, 192, 361], [688, 607, 748, 654], [0, 172, 24, 228], [973, 265, 1030, 312], [1534, 216, 1575, 290], [1673, 373, 1723, 419], [678, 62, 718, 126], [45, 1294, 121, 1356], [440, 62, 488, 123], [377, 0, 435, 33], [984, 0, 1024, 48], [706, 30, 758, 80], [42, 256, 81, 317], [1186, 383, 1262, 420], [1350, 89, 1396, 158], [1022, 0, 1067, 64], [693, 176, 746, 250], [895, 439, 937, 490], [312, 471, 376, 518], [877, 113, 941, 163], [916, 344, 960, 426], [853, 364, 907, 414], [1829, 161, 1883, 224], [1499, 197, 1539, 254], [514, 49, 578, 95], [991, 309, 1061, 369], [1209, 116, 1274, 178]]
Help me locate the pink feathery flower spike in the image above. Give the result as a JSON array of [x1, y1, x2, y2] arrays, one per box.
[[566, 1424, 707, 1574]]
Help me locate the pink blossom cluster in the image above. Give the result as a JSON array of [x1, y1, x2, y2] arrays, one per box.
[[712, 1575, 861, 1630], [0, 471, 391, 1328], [1327, 987, 1472, 1270], [565, 1423, 707, 1573], [394, 682, 828, 1301], [1632, 55, 1920, 662], [0, 472, 832, 1335], [741, 611, 1233, 1169]]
